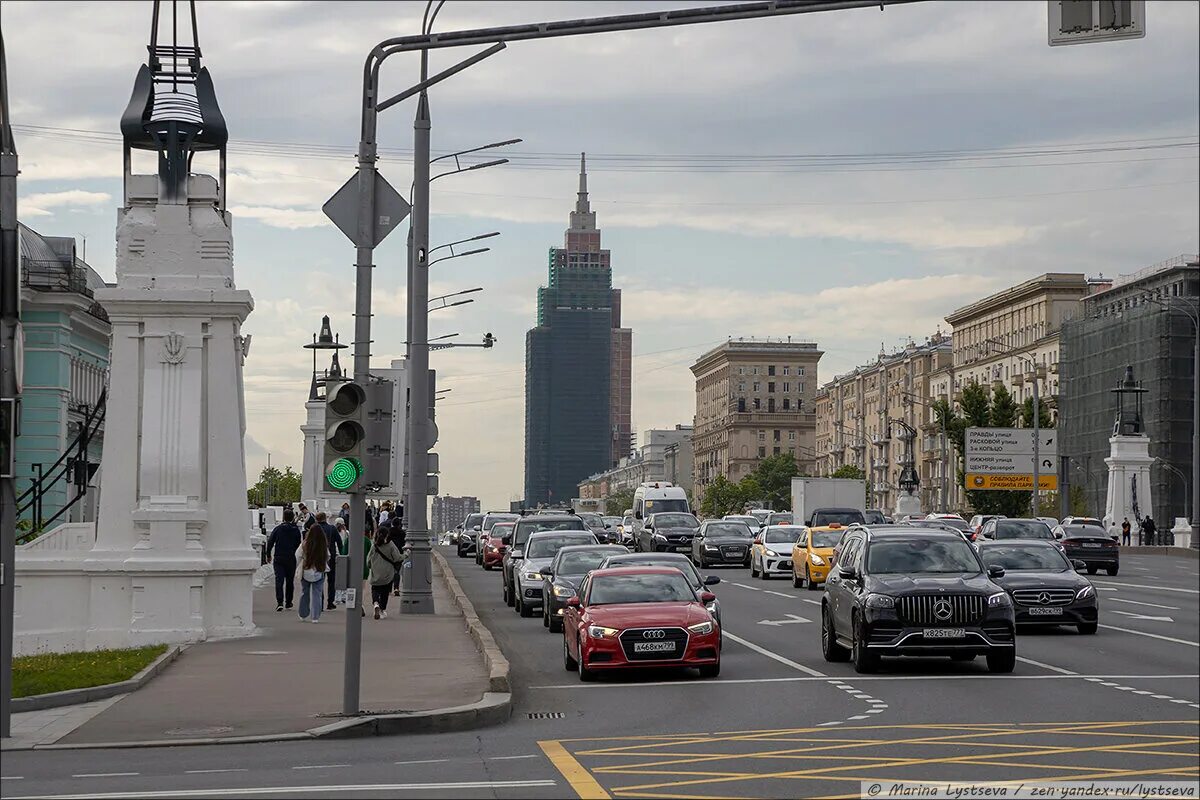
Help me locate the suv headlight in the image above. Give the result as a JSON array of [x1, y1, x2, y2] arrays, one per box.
[[865, 594, 895, 609], [1076, 584, 1095, 600], [553, 584, 575, 598], [705, 601, 717, 613], [988, 591, 1012, 607], [688, 621, 714, 635], [587, 625, 619, 639], [809, 553, 825, 566], [522, 570, 542, 582]]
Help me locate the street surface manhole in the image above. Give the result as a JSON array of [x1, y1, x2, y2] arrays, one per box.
[[244, 650, 288, 655], [527, 712, 565, 720], [164, 726, 234, 736]]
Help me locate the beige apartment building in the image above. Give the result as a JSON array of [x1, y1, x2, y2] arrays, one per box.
[[691, 339, 823, 495], [816, 334, 953, 514]]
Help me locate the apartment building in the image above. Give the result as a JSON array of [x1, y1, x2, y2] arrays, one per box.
[[431, 495, 481, 533], [578, 425, 694, 500], [691, 338, 822, 494]]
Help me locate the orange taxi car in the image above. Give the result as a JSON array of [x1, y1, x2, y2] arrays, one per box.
[[791, 524, 849, 591]]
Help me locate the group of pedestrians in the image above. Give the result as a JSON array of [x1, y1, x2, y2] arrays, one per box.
[[265, 500, 407, 623]]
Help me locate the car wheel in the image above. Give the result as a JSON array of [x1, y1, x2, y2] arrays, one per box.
[[518, 590, 534, 618], [1077, 622, 1098, 635], [698, 661, 720, 678], [986, 648, 1016, 673], [851, 615, 878, 674], [549, 614, 563, 634], [750, 559, 759, 578], [514, 586, 524, 615], [821, 605, 850, 662], [792, 568, 803, 589], [806, 567, 821, 592], [483, 562, 492, 571], [950, 652, 975, 662], [563, 635, 577, 671], [1086, 566, 1097, 575], [543, 605, 550, 628], [503, 579, 513, 606], [578, 654, 596, 682], [457, 545, 466, 558], [1106, 566, 1118, 576]]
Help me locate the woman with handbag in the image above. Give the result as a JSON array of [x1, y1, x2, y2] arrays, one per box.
[[298, 523, 330, 623], [368, 527, 403, 620]]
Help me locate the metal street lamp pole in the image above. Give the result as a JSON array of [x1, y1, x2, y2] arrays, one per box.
[[902, 391, 951, 514], [1156, 458, 1189, 535]]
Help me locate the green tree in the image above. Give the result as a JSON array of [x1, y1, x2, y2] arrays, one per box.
[[605, 487, 635, 516], [1021, 397, 1054, 429], [831, 464, 865, 480], [743, 453, 800, 511], [941, 382, 1034, 517], [700, 475, 744, 518], [990, 384, 1019, 428], [247, 465, 302, 507]]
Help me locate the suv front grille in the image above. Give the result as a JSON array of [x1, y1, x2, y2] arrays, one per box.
[[1013, 588, 1076, 606], [897, 594, 985, 626], [618, 627, 689, 662]]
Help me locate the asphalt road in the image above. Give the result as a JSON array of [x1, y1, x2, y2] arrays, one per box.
[[3, 548, 1197, 799]]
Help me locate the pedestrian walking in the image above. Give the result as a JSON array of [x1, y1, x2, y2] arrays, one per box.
[[1141, 516, 1157, 546], [297, 502, 316, 533], [379, 501, 392, 527], [369, 527, 404, 619], [388, 517, 407, 597], [1121, 517, 1131, 546], [359, 524, 374, 618], [339, 502, 351, 525], [316, 512, 343, 610], [298, 521, 329, 622], [265, 509, 302, 611]]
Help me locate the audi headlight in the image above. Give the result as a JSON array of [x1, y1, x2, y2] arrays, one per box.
[[553, 584, 575, 598], [809, 553, 826, 566], [704, 544, 719, 551], [705, 602, 717, 613], [522, 571, 542, 582], [865, 594, 895, 609], [688, 621, 714, 635], [1076, 584, 1095, 600], [486, 545, 498, 552], [587, 625, 619, 639], [988, 591, 1012, 607]]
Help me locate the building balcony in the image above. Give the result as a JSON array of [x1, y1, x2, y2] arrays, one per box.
[[850, 442, 866, 451]]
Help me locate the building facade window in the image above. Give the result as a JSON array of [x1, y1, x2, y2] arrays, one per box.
[[768, 382, 775, 393], [754, 398, 761, 410], [789, 431, 797, 441], [773, 429, 781, 441], [759, 446, 767, 457], [782, 398, 790, 410], [768, 365, 776, 376]]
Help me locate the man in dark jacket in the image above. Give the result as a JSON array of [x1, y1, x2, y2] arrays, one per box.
[[388, 517, 407, 596], [266, 509, 303, 611], [317, 512, 343, 610], [1141, 516, 1157, 546]]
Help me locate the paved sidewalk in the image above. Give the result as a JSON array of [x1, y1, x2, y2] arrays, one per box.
[[13, 562, 489, 747]]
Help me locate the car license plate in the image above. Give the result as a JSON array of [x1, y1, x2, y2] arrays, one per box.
[[633, 641, 676, 653], [1082, 543, 1102, 548], [676, 545, 691, 552], [1028, 607, 1063, 616], [923, 628, 966, 639]]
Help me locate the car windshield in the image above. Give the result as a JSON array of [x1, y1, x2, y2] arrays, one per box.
[[602, 517, 621, 527], [652, 513, 698, 528], [527, 535, 592, 559], [995, 521, 1053, 539], [491, 523, 514, 537], [811, 529, 846, 548], [767, 513, 793, 525], [705, 523, 752, 538], [1073, 519, 1104, 528], [579, 514, 605, 529], [866, 538, 982, 574], [622, 517, 633, 527], [514, 518, 587, 546], [483, 515, 518, 531], [864, 511, 887, 524], [765, 528, 803, 544], [557, 549, 623, 574], [464, 514, 484, 528], [980, 545, 1069, 572], [602, 557, 702, 589], [936, 518, 969, 531], [725, 516, 758, 527], [588, 573, 697, 605], [812, 510, 864, 526], [644, 499, 690, 515]]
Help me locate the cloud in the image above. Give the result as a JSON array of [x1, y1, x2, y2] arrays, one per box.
[[20, 189, 112, 217]]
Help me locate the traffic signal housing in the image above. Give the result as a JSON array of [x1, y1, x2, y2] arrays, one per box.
[[324, 379, 366, 492]]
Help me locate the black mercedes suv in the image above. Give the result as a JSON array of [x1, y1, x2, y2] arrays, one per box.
[[821, 526, 1016, 674]]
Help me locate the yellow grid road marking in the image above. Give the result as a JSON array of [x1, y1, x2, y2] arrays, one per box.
[[540, 739, 612, 800]]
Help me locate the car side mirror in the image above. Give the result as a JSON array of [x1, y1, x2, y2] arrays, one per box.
[[700, 591, 717, 603], [987, 564, 1006, 578], [1072, 559, 1087, 571], [539, 566, 553, 577], [838, 565, 857, 580], [473, 525, 482, 532], [501, 534, 511, 545], [1054, 531, 1064, 539], [566, 597, 581, 608], [703, 575, 721, 586]]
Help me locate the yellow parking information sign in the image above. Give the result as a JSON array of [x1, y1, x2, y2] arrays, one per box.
[[965, 473, 1058, 491]]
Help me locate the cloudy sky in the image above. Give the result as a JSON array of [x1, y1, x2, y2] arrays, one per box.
[[6, 0, 1198, 511]]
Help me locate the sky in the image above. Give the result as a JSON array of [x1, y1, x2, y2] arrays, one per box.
[[6, 0, 1198, 512]]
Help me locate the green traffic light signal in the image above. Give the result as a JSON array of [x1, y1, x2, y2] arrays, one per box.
[[326, 457, 363, 491]]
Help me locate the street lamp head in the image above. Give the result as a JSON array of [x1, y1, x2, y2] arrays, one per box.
[[466, 157, 508, 172]]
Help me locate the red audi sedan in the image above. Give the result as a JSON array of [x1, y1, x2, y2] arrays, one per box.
[[481, 522, 514, 571], [562, 566, 721, 681]]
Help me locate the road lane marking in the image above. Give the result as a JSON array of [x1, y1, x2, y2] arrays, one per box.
[[1110, 597, 1180, 610], [1091, 580, 1199, 595], [394, 759, 448, 766], [1016, 657, 1076, 675], [72, 773, 139, 778], [292, 765, 351, 770], [722, 631, 825, 677], [1, 777, 24, 780], [1097, 587, 1118, 592], [730, 583, 760, 591], [1098, 624, 1199, 646], [798, 597, 823, 606], [490, 754, 540, 760], [185, 769, 249, 775], [528, 673, 1199, 689], [539, 740, 609, 800], [6, 782, 561, 800], [757, 613, 811, 626], [764, 590, 792, 598], [1111, 609, 1174, 622]]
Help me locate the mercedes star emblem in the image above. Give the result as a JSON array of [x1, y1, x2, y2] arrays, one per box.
[[933, 599, 953, 621], [1038, 592, 1052, 605]]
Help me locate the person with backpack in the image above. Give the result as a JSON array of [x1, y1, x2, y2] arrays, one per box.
[[368, 527, 404, 619], [298, 523, 329, 622], [388, 517, 407, 597], [265, 509, 303, 611]]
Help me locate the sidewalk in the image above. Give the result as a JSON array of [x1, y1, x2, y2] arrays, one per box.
[[8, 560, 492, 748]]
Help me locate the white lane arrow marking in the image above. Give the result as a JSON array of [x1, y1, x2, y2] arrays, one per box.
[[757, 613, 811, 626], [1110, 609, 1174, 622]]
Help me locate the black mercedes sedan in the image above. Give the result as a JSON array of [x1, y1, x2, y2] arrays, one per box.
[[1055, 525, 1120, 576], [539, 544, 628, 632], [691, 520, 754, 568], [978, 540, 1098, 635], [822, 527, 1016, 674]]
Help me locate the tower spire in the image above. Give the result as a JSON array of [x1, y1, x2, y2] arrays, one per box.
[[568, 151, 596, 231]]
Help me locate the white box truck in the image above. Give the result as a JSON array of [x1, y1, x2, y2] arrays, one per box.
[[791, 478, 867, 527]]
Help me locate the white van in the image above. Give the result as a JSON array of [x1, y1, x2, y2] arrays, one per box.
[[631, 482, 690, 541]]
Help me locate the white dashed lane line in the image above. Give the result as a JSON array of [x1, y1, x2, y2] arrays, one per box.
[[292, 765, 352, 770], [731, 583, 760, 591], [184, 769, 249, 775], [1109, 598, 1180, 610], [764, 590, 793, 598], [1084, 677, 1200, 709], [71, 773, 140, 779]]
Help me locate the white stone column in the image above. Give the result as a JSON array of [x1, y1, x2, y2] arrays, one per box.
[[300, 397, 325, 505], [1103, 434, 1155, 540]]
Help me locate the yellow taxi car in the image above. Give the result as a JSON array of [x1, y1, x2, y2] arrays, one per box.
[[791, 524, 849, 591]]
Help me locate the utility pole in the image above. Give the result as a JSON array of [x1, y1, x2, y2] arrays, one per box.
[[0, 30, 20, 740]]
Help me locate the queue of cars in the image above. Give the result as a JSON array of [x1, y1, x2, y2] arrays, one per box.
[[445, 504, 1110, 681]]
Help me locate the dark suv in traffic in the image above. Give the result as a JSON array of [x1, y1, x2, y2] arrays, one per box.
[[821, 526, 1016, 674]]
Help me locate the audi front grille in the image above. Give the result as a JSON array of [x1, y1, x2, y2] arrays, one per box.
[[618, 627, 689, 662], [897, 594, 985, 626]]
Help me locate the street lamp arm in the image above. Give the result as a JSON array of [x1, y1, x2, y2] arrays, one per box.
[[428, 246, 489, 266]]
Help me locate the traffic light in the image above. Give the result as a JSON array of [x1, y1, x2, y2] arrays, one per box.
[[362, 380, 394, 489], [324, 379, 366, 493]]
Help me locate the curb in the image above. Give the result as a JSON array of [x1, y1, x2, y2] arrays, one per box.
[[432, 547, 512, 694], [1126, 546, 1198, 559], [11, 645, 184, 714]]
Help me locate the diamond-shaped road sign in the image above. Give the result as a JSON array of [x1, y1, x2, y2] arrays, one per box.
[[323, 171, 411, 248]]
